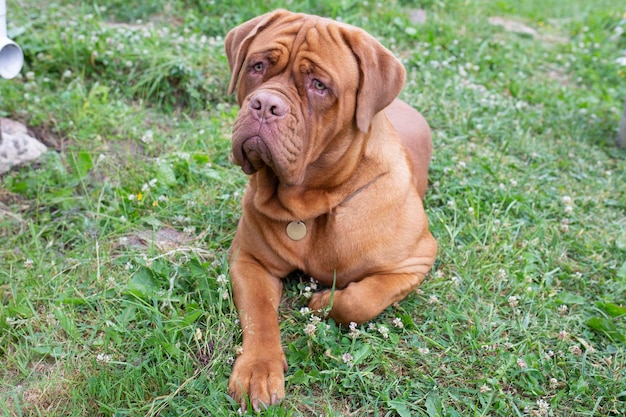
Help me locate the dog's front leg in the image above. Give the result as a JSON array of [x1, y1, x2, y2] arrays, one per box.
[[227, 255, 287, 411]]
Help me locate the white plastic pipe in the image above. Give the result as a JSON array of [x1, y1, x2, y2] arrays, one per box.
[[0, 0, 24, 79]]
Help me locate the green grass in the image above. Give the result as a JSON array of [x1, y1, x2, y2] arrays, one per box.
[[1, 0, 625, 416]]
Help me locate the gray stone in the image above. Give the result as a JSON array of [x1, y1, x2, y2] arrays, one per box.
[[0, 118, 47, 174]]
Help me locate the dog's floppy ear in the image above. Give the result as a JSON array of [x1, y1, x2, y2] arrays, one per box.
[[342, 28, 406, 133], [225, 9, 291, 96]]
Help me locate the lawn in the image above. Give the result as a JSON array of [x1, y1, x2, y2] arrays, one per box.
[[0, 0, 625, 416]]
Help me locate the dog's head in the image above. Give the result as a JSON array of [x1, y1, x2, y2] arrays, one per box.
[[225, 10, 405, 185]]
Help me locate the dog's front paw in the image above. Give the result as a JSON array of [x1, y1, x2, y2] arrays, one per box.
[[228, 352, 287, 411], [308, 288, 357, 324]]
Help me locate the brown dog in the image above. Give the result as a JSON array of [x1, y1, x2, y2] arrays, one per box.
[[225, 10, 437, 410]]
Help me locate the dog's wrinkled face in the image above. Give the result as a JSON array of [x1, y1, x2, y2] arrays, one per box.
[[228, 16, 360, 185], [226, 11, 406, 187]]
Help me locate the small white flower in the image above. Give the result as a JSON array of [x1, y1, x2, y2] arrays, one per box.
[[299, 307, 311, 315], [392, 317, 404, 328], [557, 305, 568, 315], [304, 323, 317, 337], [341, 352, 353, 364], [128, 194, 136, 201], [141, 130, 154, 144], [194, 328, 203, 341], [24, 259, 34, 269], [517, 358, 527, 369], [124, 262, 133, 270], [62, 69, 72, 78], [418, 347, 430, 355], [479, 384, 491, 393], [428, 295, 439, 304], [569, 345, 582, 356], [310, 315, 322, 325], [508, 295, 519, 308], [348, 322, 360, 338], [96, 353, 112, 363], [549, 378, 558, 389], [536, 399, 550, 416], [216, 274, 228, 285], [378, 325, 389, 339]]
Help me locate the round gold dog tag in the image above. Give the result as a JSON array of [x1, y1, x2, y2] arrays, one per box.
[[286, 221, 307, 241]]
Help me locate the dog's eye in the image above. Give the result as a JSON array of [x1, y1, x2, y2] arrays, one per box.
[[313, 79, 326, 91], [252, 62, 264, 73]]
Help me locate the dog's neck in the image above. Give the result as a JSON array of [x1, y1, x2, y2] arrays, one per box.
[[248, 115, 392, 222]]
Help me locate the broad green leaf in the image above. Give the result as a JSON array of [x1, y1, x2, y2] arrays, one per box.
[[597, 302, 626, 318], [351, 343, 372, 365], [555, 292, 586, 305], [126, 268, 159, 298], [585, 317, 625, 342], [74, 151, 93, 179], [156, 162, 177, 186], [387, 399, 412, 417]]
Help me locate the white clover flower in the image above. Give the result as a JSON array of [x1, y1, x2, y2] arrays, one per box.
[[392, 318, 404, 328], [378, 325, 389, 339], [569, 345, 582, 356], [304, 323, 317, 337], [194, 328, 203, 341], [508, 296, 519, 308], [516, 358, 527, 369], [216, 274, 228, 285], [96, 353, 112, 363], [418, 347, 430, 355], [24, 259, 34, 269], [141, 130, 154, 144], [536, 399, 550, 416], [299, 307, 311, 315], [341, 352, 353, 364], [479, 384, 491, 393], [428, 295, 439, 304], [348, 322, 359, 338]]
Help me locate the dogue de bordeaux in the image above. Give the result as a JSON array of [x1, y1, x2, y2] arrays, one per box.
[[224, 9, 437, 410]]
